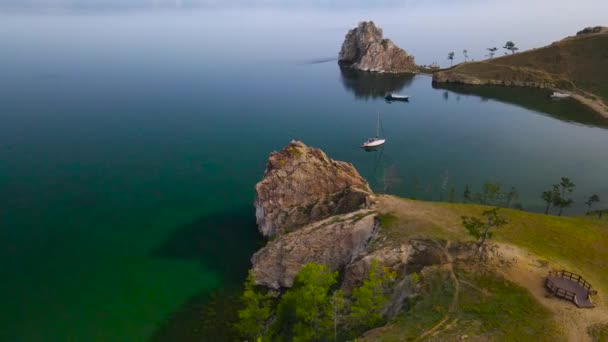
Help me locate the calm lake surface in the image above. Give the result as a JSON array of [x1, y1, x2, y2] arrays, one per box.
[[2, 5, 608, 341]]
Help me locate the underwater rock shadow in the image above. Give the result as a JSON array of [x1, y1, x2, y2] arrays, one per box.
[[150, 208, 262, 341], [151, 287, 242, 342], [151, 207, 262, 285]]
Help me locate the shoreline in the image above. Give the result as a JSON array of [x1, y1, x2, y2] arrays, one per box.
[[432, 78, 608, 119], [562, 91, 608, 119]]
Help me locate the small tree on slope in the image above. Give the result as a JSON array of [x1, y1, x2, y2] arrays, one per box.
[[585, 194, 600, 214], [461, 207, 508, 255]]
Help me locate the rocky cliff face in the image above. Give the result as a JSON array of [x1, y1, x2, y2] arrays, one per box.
[[252, 141, 375, 289], [254, 140, 372, 238], [338, 21, 417, 74], [251, 141, 458, 293], [251, 141, 475, 302], [252, 210, 379, 289]]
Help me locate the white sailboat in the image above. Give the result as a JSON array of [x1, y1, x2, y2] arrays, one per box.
[[362, 112, 386, 148]]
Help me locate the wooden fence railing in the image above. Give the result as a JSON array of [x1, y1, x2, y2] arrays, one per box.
[[548, 270, 597, 295], [545, 277, 576, 302]]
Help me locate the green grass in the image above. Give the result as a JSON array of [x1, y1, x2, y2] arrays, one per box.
[[372, 196, 608, 340], [437, 202, 608, 296], [588, 323, 608, 342], [377, 213, 399, 229], [365, 266, 563, 341], [456, 270, 563, 341], [361, 266, 455, 341], [378, 196, 608, 296]]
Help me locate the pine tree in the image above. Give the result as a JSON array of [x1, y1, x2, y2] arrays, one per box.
[[348, 260, 396, 333], [271, 263, 337, 341], [463, 184, 472, 203], [235, 270, 274, 341], [461, 207, 508, 253]]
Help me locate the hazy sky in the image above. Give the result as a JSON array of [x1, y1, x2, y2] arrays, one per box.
[[1, 0, 606, 66]]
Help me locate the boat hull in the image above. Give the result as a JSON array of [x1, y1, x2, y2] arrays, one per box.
[[385, 94, 409, 102], [550, 92, 570, 99], [362, 139, 386, 148]]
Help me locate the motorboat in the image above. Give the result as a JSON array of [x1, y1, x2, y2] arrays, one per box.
[[550, 91, 570, 99], [385, 93, 410, 102]]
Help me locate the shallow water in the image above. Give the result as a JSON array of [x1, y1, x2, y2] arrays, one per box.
[[1, 5, 608, 341]]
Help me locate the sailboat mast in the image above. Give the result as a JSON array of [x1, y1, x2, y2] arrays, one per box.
[[376, 112, 380, 137]]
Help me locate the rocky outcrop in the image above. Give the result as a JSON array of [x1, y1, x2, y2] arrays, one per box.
[[338, 21, 417, 74], [341, 239, 448, 291], [576, 26, 607, 35], [251, 141, 474, 298], [251, 210, 379, 289], [254, 140, 372, 238]]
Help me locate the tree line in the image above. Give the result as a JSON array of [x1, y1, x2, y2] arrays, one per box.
[[540, 177, 601, 217], [447, 41, 519, 66], [235, 260, 398, 342], [411, 173, 603, 217]]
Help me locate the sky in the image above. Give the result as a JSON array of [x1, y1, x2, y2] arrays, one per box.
[[0, 0, 606, 66]]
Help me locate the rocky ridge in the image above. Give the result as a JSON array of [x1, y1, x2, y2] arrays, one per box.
[[338, 21, 417, 74]]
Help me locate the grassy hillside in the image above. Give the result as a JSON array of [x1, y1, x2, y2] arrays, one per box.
[[433, 29, 608, 115], [378, 196, 608, 295], [369, 195, 608, 340]]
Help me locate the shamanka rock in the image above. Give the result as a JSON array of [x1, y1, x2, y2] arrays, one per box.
[[254, 140, 372, 238], [338, 21, 417, 74]]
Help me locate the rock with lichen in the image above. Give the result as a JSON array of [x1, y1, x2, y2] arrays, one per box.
[[254, 140, 372, 238], [251, 210, 379, 289]]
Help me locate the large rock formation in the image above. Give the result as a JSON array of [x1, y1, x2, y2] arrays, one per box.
[[338, 21, 417, 74], [252, 210, 379, 289], [250, 141, 473, 296], [254, 140, 372, 238]]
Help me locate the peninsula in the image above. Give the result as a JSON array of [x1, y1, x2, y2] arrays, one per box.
[[433, 27, 608, 117]]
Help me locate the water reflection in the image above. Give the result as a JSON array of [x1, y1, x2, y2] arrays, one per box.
[[340, 67, 414, 100], [433, 83, 608, 128]]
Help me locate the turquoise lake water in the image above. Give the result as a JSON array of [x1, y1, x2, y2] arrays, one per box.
[[1, 5, 608, 341]]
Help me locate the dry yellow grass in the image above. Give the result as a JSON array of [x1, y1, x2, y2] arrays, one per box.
[[434, 30, 608, 116]]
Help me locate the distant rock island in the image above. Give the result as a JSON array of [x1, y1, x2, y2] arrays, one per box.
[[433, 26, 608, 117], [338, 21, 417, 74]]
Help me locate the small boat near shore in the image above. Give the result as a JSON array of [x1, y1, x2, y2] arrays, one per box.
[[385, 93, 410, 103], [550, 91, 570, 99]]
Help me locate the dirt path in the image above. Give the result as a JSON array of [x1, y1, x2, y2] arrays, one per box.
[[418, 241, 461, 340], [492, 243, 608, 341]]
